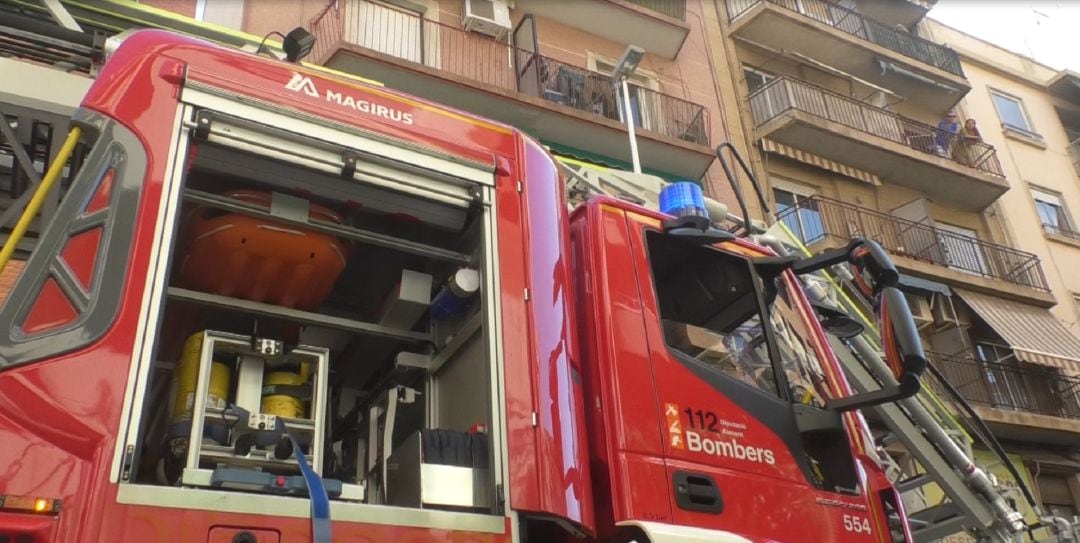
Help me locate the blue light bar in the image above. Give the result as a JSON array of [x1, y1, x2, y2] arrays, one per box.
[[659, 182, 709, 221]]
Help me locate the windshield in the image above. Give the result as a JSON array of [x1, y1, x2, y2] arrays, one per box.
[[648, 231, 830, 405]]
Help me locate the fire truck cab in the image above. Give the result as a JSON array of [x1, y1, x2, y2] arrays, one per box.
[[0, 30, 921, 543]]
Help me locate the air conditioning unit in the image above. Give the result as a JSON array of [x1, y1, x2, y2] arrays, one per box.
[[906, 294, 933, 330], [462, 0, 511, 40], [930, 293, 969, 329]]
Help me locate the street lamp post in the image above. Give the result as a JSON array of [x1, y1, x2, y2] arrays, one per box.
[[611, 45, 645, 174]]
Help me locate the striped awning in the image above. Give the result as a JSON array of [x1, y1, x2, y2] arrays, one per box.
[[955, 289, 1080, 372], [761, 139, 881, 186]]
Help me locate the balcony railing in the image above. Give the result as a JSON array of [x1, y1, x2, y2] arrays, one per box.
[[726, 0, 963, 76], [776, 196, 1050, 291], [749, 77, 1004, 177], [929, 351, 1080, 420], [625, 0, 687, 20], [310, 1, 709, 145], [1069, 138, 1080, 177]]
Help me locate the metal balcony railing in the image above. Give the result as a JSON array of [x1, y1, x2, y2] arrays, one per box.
[[310, 1, 709, 145], [929, 351, 1080, 420], [749, 77, 1004, 177], [776, 196, 1050, 291], [1069, 138, 1080, 177], [624, 0, 687, 20], [725, 0, 963, 76]]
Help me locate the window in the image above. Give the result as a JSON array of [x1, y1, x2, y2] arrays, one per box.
[[1031, 187, 1074, 235], [195, 0, 245, 29], [647, 231, 862, 494], [772, 181, 824, 244], [1038, 473, 1080, 519], [648, 231, 827, 406], [990, 90, 1037, 135], [744, 66, 775, 94]]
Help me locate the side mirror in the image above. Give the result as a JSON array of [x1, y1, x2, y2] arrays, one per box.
[[824, 286, 925, 412], [878, 286, 927, 381], [790, 239, 927, 411]]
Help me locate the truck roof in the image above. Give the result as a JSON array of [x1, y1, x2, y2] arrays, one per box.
[[80, 29, 521, 169]]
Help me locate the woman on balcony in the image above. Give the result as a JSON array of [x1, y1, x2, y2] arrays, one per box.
[[954, 118, 984, 167]]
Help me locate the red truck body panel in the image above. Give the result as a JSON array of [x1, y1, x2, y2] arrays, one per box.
[[0, 30, 592, 541], [0, 30, 907, 543], [570, 199, 902, 542]]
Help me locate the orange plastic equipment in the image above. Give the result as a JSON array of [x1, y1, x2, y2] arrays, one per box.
[[175, 190, 349, 311]]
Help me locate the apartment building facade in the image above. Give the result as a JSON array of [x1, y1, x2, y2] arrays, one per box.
[[920, 18, 1080, 529], [301, 0, 738, 202], [712, 0, 1080, 533]]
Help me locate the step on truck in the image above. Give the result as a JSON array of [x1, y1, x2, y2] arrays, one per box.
[[0, 29, 929, 543]]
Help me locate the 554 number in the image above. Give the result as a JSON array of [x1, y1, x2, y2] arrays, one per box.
[[843, 514, 872, 534]]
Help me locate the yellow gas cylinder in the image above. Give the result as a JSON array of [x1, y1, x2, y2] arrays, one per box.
[[261, 362, 310, 419], [170, 332, 231, 424]]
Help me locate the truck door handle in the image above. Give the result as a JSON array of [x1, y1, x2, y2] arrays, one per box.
[[673, 471, 724, 514]]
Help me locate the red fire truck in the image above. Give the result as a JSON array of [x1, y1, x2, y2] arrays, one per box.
[[0, 29, 928, 542]]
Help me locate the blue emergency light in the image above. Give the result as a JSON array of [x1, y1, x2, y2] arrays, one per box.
[[659, 182, 709, 221]]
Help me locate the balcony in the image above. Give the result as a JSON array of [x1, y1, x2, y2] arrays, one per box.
[[513, 0, 690, 59], [310, 1, 712, 179], [930, 352, 1080, 440], [857, 0, 937, 29], [726, 0, 969, 111], [750, 77, 1007, 211], [777, 196, 1052, 302], [1070, 138, 1080, 177]]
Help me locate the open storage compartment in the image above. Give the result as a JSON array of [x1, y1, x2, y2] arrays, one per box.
[[125, 101, 503, 515]]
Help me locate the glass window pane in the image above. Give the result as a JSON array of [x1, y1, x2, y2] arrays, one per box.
[[648, 231, 831, 407], [798, 207, 824, 242], [649, 231, 779, 397], [773, 188, 796, 209], [1035, 201, 1060, 228], [992, 94, 1031, 131]]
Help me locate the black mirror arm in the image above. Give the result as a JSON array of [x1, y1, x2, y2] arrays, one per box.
[[662, 215, 736, 245], [789, 239, 862, 276], [824, 372, 922, 412]]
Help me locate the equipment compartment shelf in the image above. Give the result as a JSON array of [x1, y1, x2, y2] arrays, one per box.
[[166, 287, 431, 344], [183, 188, 471, 264], [203, 406, 317, 433]]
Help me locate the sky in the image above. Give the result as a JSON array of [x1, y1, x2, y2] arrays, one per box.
[[930, 1, 1080, 73]]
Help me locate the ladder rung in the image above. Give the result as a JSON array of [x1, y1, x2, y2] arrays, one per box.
[[896, 473, 932, 493], [911, 514, 970, 542], [909, 503, 962, 525]]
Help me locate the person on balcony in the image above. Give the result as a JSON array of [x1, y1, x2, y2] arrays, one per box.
[[954, 118, 984, 166], [935, 111, 960, 157]]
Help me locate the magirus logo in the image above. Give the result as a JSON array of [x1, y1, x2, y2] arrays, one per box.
[[285, 72, 319, 97], [285, 72, 414, 125]]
